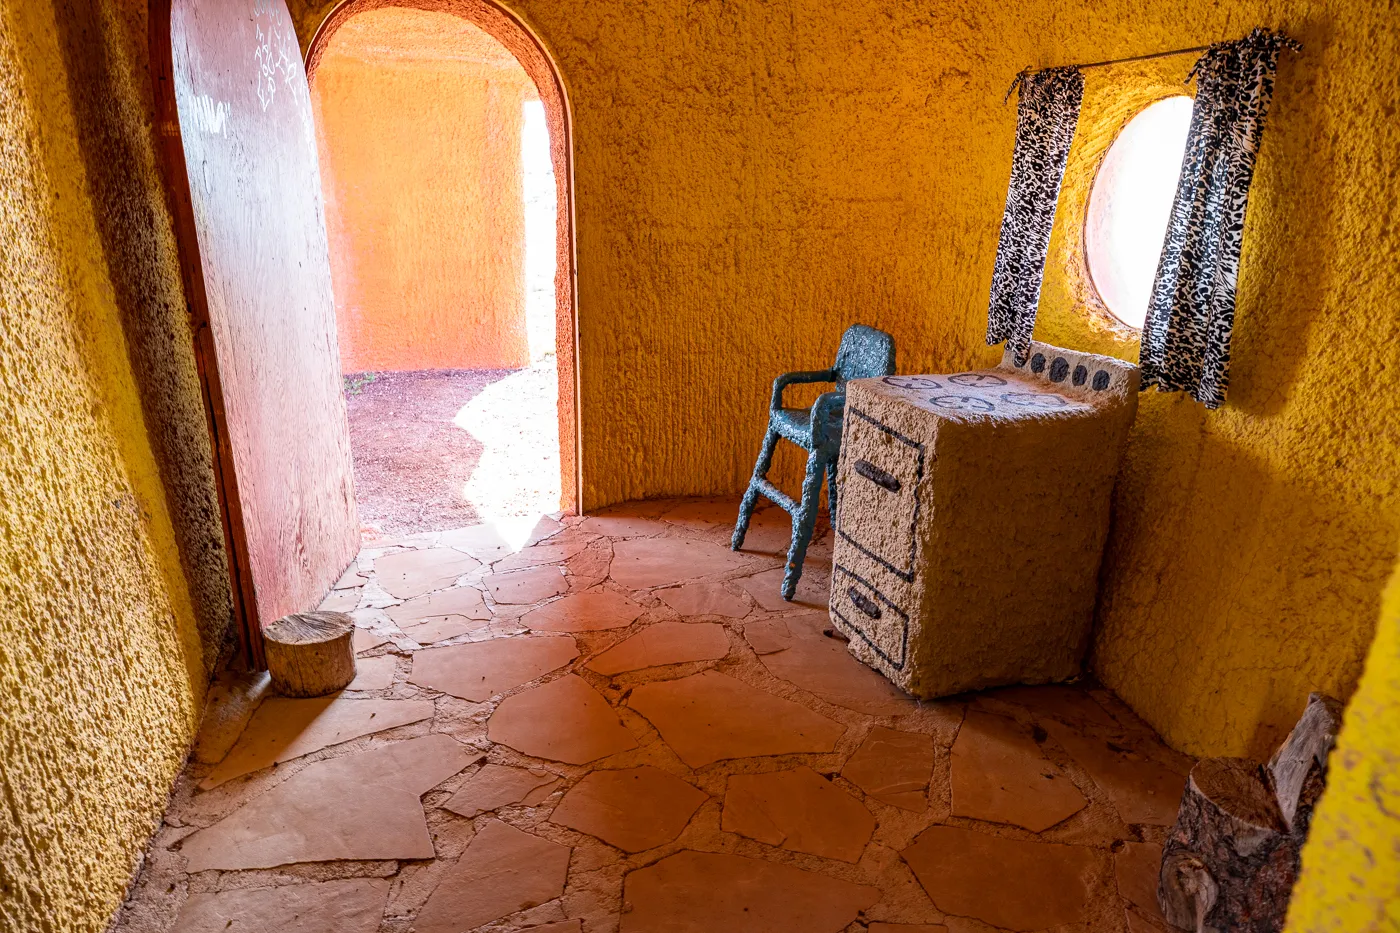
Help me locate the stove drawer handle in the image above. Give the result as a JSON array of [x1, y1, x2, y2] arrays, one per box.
[[848, 587, 882, 620], [853, 459, 901, 493]]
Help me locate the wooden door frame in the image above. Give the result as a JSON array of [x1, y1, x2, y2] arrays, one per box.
[[306, 0, 583, 517], [149, 0, 263, 669], [148, 0, 581, 669]]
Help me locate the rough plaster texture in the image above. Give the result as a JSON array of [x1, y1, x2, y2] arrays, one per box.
[[289, 0, 1400, 759], [312, 9, 540, 373], [0, 1, 219, 930], [2, 0, 1397, 926], [831, 343, 1138, 697], [1284, 558, 1400, 932]]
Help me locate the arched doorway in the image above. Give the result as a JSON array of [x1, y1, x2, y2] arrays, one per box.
[[308, 0, 579, 527]]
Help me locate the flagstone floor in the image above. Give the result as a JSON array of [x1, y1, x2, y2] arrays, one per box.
[[113, 498, 1192, 933]]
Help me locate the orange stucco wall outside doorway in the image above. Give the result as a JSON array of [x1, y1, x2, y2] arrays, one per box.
[[310, 8, 538, 373]]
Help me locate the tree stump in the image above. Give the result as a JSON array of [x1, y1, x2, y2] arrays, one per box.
[[1158, 693, 1343, 933], [264, 611, 356, 697]]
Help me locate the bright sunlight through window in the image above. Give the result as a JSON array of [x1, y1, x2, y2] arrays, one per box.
[[1085, 95, 1194, 329]]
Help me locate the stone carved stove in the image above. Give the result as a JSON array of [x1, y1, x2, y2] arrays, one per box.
[[829, 340, 1139, 698]]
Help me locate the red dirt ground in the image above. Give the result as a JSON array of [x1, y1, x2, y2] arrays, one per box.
[[344, 367, 559, 537]]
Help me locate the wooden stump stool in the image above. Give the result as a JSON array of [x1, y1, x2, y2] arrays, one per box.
[[264, 611, 356, 697], [1158, 693, 1343, 932]]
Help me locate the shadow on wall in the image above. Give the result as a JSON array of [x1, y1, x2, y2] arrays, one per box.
[[52, 0, 232, 670], [1094, 391, 1397, 760]]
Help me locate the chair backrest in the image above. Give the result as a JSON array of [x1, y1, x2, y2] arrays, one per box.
[[833, 324, 896, 387]]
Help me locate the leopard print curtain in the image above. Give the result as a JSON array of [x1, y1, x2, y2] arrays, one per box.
[[986, 67, 1084, 366], [1140, 29, 1296, 409]]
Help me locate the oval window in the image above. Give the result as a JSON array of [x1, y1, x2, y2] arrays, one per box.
[[1085, 95, 1194, 329]]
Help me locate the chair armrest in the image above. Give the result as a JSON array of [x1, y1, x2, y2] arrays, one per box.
[[810, 390, 846, 448], [770, 369, 837, 410]]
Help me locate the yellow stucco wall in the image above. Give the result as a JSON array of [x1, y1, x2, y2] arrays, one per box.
[[0, 0, 1387, 924], [1285, 557, 1400, 932], [289, 0, 1400, 761], [0, 0, 222, 929]]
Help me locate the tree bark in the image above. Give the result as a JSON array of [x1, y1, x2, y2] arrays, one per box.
[[264, 611, 356, 697], [1158, 693, 1343, 933]]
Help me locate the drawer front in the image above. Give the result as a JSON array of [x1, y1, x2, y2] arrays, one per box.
[[831, 563, 910, 671], [836, 407, 925, 580]]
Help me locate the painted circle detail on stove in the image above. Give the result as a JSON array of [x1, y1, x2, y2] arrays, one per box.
[[948, 373, 1008, 388]]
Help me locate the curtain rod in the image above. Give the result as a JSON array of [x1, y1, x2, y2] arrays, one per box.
[[1004, 33, 1300, 101]]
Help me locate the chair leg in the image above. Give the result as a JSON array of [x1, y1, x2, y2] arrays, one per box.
[[782, 451, 828, 600], [732, 426, 780, 550]]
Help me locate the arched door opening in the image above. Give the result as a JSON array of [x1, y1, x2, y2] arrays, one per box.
[[307, 1, 577, 542]]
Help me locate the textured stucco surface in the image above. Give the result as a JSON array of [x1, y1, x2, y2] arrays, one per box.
[[2, 0, 1396, 926], [0, 1, 220, 930], [312, 9, 539, 373], [289, 0, 1400, 760], [1285, 557, 1400, 932]]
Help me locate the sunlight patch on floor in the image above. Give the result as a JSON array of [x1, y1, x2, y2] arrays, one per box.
[[454, 361, 561, 526]]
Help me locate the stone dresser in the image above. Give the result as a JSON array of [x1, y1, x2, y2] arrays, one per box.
[[829, 341, 1139, 698]]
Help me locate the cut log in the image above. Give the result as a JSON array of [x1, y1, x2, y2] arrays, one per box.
[[1158, 694, 1344, 933], [264, 611, 356, 697], [1267, 693, 1343, 830]]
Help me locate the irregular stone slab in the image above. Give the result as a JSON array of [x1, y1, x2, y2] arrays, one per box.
[[587, 622, 729, 675], [490, 675, 639, 764], [494, 539, 589, 572], [415, 820, 571, 933], [742, 617, 793, 655], [1115, 841, 1166, 920], [438, 523, 518, 562], [388, 586, 491, 628], [201, 697, 434, 788], [1043, 721, 1187, 825], [661, 497, 739, 531], [318, 587, 360, 613], [172, 878, 388, 933], [1126, 907, 1174, 933], [628, 671, 844, 768], [550, 766, 706, 852], [487, 565, 568, 605], [410, 636, 578, 702], [333, 565, 367, 590], [374, 548, 480, 600], [950, 710, 1087, 832], [757, 612, 914, 715], [521, 924, 581, 933], [622, 850, 879, 933], [610, 537, 753, 589], [444, 764, 560, 817], [842, 727, 934, 811], [580, 512, 662, 539], [193, 671, 272, 765], [981, 683, 1119, 728], [346, 655, 396, 691], [353, 628, 390, 654], [523, 591, 643, 632], [403, 617, 479, 645], [867, 925, 949, 933], [182, 734, 475, 870], [438, 516, 561, 560], [656, 582, 751, 618], [737, 566, 830, 611], [722, 766, 875, 862], [902, 825, 1098, 931], [562, 544, 612, 589], [731, 507, 799, 555]]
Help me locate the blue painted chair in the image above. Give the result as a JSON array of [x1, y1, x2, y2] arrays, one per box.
[[732, 324, 896, 600]]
